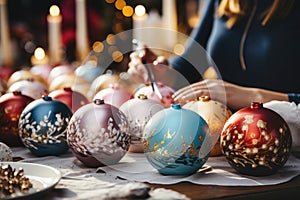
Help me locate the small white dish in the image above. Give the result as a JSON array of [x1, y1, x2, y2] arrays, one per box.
[[0, 162, 61, 199]]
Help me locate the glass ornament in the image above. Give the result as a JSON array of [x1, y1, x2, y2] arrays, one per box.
[[67, 99, 131, 167], [0, 91, 34, 146], [183, 96, 232, 156], [220, 102, 292, 176], [49, 87, 89, 112], [119, 94, 164, 152], [8, 79, 48, 99], [93, 84, 133, 108], [19, 96, 73, 156], [134, 82, 175, 107], [143, 104, 211, 175]]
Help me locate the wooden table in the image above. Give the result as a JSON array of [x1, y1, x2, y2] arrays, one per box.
[[151, 175, 300, 199]]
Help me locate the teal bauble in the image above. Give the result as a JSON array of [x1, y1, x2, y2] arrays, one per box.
[[19, 96, 73, 156], [143, 104, 212, 175]]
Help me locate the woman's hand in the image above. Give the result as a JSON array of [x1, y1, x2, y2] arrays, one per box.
[[127, 46, 169, 84], [173, 79, 289, 110]]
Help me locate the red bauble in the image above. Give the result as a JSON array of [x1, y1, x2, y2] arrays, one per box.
[[0, 66, 15, 81], [220, 102, 292, 176], [0, 91, 34, 146], [49, 87, 89, 112]]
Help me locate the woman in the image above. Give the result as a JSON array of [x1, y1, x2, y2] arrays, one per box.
[[128, 0, 300, 110]]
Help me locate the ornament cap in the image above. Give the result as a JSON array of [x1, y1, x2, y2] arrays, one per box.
[[94, 99, 105, 105], [12, 91, 22, 96], [63, 87, 72, 92], [171, 103, 181, 110], [42, 95, 52, 101], [199, 95, 210, 102], [251, 102, 263, 109], [137, 93, 148, 100]]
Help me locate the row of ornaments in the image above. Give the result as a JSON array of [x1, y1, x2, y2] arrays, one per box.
[[0, 64, 292, 176], [0, 62, 175, 147], [0, 84, 292, 177]]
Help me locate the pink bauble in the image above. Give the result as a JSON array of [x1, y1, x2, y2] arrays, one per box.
[[0, 91, 34, 146], [183, 96, 232, 156], [67, 99, 131, 167], [30, 64, 53, 81], [221, 102, 292, 176], [93, 84, 133, 108], [119, 94, 165, 152], [8, 79, 48, 99], [134, 82, 175, 107], [49, 87, 89, 112]]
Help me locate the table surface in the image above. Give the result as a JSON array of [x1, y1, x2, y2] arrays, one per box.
[[6, 147, 300, 200], [151, 175, 300, 199]]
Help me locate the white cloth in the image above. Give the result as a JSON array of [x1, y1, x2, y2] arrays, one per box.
[[9, 145, 300, 199], [264, 100, 300, 152], [99, 152, 300, 186]]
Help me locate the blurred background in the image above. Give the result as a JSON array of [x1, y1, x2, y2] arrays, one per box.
[[1, 0, 204, 72]]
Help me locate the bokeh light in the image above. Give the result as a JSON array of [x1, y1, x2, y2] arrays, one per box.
[[135, 5, 146, 17], [122, 5, 133, 17]]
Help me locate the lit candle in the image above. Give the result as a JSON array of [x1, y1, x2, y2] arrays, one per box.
[[0, 0, 12, 67], [75, 0, 89, 62], [31, 47, 49, 66], [162, 0, 178, 50], [47, 5, 62, 65], [132, 5, 148, 48], [144, 10, 163, 50]]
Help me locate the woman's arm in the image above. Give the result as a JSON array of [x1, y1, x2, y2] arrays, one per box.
[[172, 79, 289, 110], [169, 0, 216, 84]]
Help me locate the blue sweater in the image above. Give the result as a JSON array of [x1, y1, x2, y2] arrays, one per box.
[[170, 0, 300, 95]]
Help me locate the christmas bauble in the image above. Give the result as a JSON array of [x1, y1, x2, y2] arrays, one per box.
[[88, 72, 137, 100], [134, 82, 175, 107], [93, 84, 133, 108], [30, 64, 53, 81], [19, 96, 73, 156], [49, 74, 90, 98], [48, 64, 74, 84], [8, 79, 48, 99], [88, 73, 120, 99], [143, 104, 211, 175], [7, 69, 48, 87], [119, 94, 164, 153], [0, 91, 34, 146], [220, 102, 292, 176], [0, 66, 15, 81], [75, 63, 102, 83], [183, 96, 232, 156], [49, 87, 89, 112], [0, 79, 7, 96], [67, 99, 131, 167]]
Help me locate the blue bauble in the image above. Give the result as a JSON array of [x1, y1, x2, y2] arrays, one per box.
[[19, 96, 73, 156], [143, 104, 212, 175]]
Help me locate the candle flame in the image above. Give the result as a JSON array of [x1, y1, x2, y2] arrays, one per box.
[[34, 48, 46, 60], [135, 5, 146, 17], [49, 5, 60, 17]]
